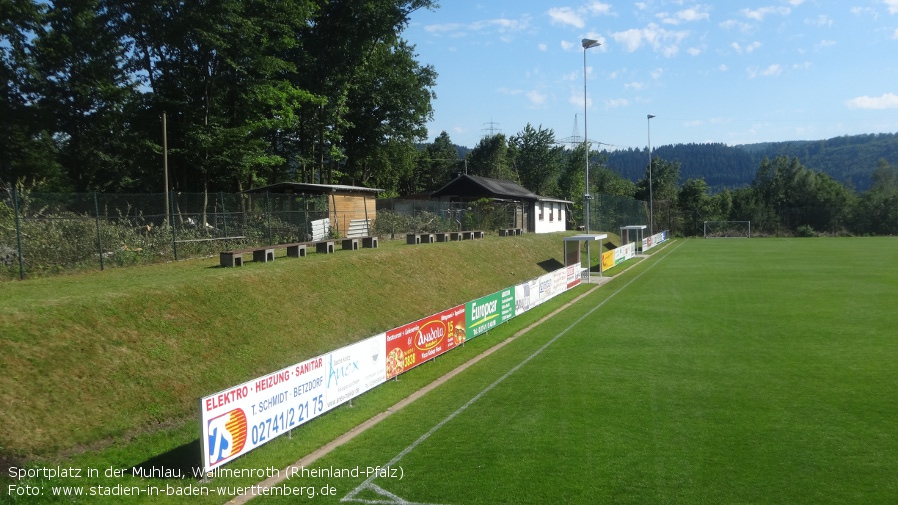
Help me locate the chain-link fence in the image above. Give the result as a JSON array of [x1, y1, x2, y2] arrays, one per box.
[[1, 190, 537, 280], [0, 190, 334, 280], [589, 194, 650, 234], [373, 199, 520, 239]]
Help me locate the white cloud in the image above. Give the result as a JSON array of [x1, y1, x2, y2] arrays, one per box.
[[720, 19, 754, 32], [625, 81, 646, 90], [741, 7, 791, 21], [547, 2, 613, 28], [687, 47, 702, 56], [846, 92, 898, 109], [548, 7, 584, 28], [886, 0, 898, 15], [425, 23, 463, 34], [470, 18, 529, 33], [498, 87, 524, 96], [732, 41, 762, 54], [816, 39, 837, 49], [747, 64, 783, 78], [538, 43, 548, 51], [527, 90, 548, 106], [719, 64, 728, 71], [425, 17, 530, 38], [761, 64, 783, 77], [893, 28, 898, 39], [662, 44, 680, 57], [610, 23, 689, 56], [660, 5, 712, 25], [570, 90, 589, 108], [605, 98, 630, 108], [561, 40, 575, 51], [586, 2, 613, 16], [851, 6, 878, 19], [805, 15, 833, 27], [650, 68, 664, 80]]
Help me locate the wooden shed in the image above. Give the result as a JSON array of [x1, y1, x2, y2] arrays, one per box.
[[244, 182, 383, 236]]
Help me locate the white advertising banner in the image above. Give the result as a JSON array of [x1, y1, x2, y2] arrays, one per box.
[[201, 355, 329, 471], [515, 279, 539, 315], [537, 271, 556, 304], [324, 334, 386, 410], [642, 232, 667, 252], [200, 333, 387, 472]]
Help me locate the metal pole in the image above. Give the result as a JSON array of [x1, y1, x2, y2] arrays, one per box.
[[163, 112, 169, 226], [94, 192, 104, 271], [581, 39, 600, 281], [170, 189, 179, 260], [583, 47, 590, 237], [13, 188, 25, 280], [266, 192, 273, 244], [647, 114, 655, 236]]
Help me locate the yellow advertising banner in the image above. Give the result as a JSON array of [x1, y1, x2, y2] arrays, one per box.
[[602, 250, 615, 272]]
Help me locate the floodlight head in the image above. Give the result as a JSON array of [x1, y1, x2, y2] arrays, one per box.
[[581, 39, 601, 49], [648, 114, 656, 119]]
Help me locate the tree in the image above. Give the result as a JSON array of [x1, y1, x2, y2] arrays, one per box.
[[341, 38, 436, 190], [636, 156, 680, 233], [678, 178, 712, 236], [511, 124, 561, 196], [465, 134, 517, 182], [856, 159, 898, 235], [31, 0, 138, 191], [290, 0, 435, 184], [558, 145, 586, 228], [1, 0, 67, 188], [406, 131, 460, 194]]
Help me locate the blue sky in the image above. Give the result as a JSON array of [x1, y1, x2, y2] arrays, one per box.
[[404, 1, 898, 151]]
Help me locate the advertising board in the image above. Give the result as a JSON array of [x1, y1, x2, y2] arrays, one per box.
[[566, 265, 582, 288], [515, 279, 539, 316], [385, 305, 465, 379], [201, 355, 329, 471], [324, 334, 386, 410], [602, 250, 615, 272], [466, 288, 515, 340]]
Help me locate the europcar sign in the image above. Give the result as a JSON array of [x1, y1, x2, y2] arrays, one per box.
[[466, 289, 515, 339]]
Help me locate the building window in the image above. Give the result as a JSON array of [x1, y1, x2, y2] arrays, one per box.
[[538, 203, 543, 221]]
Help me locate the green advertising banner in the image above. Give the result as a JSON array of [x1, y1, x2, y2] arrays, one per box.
[[466, 288, 515, 339]]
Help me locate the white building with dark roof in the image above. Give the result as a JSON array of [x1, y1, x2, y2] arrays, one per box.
[[430, 174, 571, 233]]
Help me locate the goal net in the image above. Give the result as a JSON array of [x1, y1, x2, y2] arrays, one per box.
[[704, 221, 751, 238]]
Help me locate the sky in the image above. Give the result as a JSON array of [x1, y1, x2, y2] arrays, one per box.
[[404, 0, 898, 151]]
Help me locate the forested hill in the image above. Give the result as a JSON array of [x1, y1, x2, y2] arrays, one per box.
[[603, 132, 898, 191]]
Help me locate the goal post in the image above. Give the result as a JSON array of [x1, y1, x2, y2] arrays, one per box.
[[704, 221, 751, 238]]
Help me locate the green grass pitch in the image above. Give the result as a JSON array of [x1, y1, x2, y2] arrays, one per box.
[[252, 237, 898, 505]]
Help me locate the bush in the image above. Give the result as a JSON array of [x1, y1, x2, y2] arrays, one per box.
[[796, 225, 816, 237]]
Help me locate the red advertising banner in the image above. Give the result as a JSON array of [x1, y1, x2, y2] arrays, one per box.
[[385, 304, 466, 379]]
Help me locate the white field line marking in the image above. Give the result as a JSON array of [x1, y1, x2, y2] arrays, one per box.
[[227, 239, 680, 504], [342, 240, 685, 504]]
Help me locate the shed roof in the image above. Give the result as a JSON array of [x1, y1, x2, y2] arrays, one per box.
[[431, 174, 572, 204], [244, 182, 384, 195], [431, 174, 573, 202]]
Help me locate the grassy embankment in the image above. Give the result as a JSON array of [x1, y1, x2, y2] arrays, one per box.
[[0, 232, 614, 465]]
